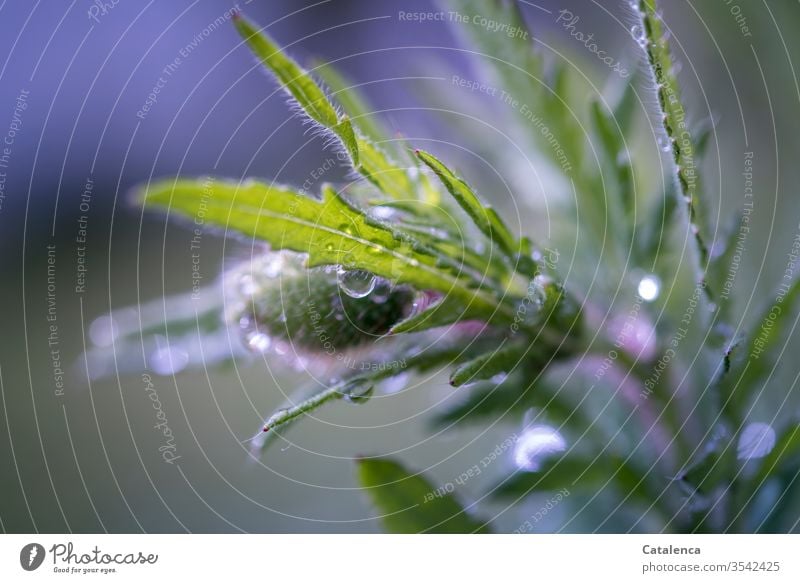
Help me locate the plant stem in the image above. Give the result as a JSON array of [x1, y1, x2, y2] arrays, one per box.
[[634, 0, 711, 296]]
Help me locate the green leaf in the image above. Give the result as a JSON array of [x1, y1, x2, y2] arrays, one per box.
[[612, 73, 639, 138], [142, 178, 515, 324], [252, 339, 499, 454], [432, 378, 576, 428], [635, 178, 677, 265], [389, 296, 469, 334], [493, 454, 652, 506], [416, 149, 518, 258], [748, 424, 800, 494], [356, 136, 415, 200], [233, 14, 433, 203], [723, 278, 800, 418], [634, 0, 709, 271], [356, 457, 489, 533], [233, 14, 359, 165], [590, 99, 635, 225], [493, 456, 608, 497], [678, 445, 736, 497], [314, 60, 393, 146], [449, 341, 532, 387]]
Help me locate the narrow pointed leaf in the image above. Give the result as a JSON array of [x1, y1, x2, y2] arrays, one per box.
[[724, 278, 800, 417], [233, 14, 359, 165], [314, 60, 391, 145], [433, 379, 576, 428], [416, 149, 517, 257], [449, 342, 531, 387], [389, 296, 471, 334]]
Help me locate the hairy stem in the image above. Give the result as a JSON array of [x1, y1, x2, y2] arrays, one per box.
[[634, 0, 710, 294]]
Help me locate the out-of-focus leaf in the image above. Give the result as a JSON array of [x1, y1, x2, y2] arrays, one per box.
[[678, 445, 736, 497], [356, 457, 489, 533], [723, 279, 800, 418], [450, 341, 538, 387], [635, 179, 677, 265], [492, 454, 651, 506], [612, 73, 639, 138], [432, 378, 575, 428], [747, 424, 800, 495], [590, 99, 635, 225]]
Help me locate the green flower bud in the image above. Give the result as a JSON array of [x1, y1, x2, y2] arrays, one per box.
[[227, 252, 415, 355]]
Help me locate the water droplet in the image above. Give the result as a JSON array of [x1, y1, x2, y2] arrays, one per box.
[[737, 423, 776, 460], [150, 345, 189, 375], [338, 222, 360, 237], [513, 425, 567, 472], [337, 269, 376, 298], [637, 274, 661, 302], [342, 380, 374, 404], [324, 242, 335, 253], [630, 24, 646, 46], [245, 331, 272, 353]]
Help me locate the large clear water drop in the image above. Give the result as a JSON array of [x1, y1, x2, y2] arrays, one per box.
[[337, 269, 376, 298]]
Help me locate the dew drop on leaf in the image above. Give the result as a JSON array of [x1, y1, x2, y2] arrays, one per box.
[[630, 24, 646, 46], [342, 379, 374, 404], [337, 268, 376, 298]]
